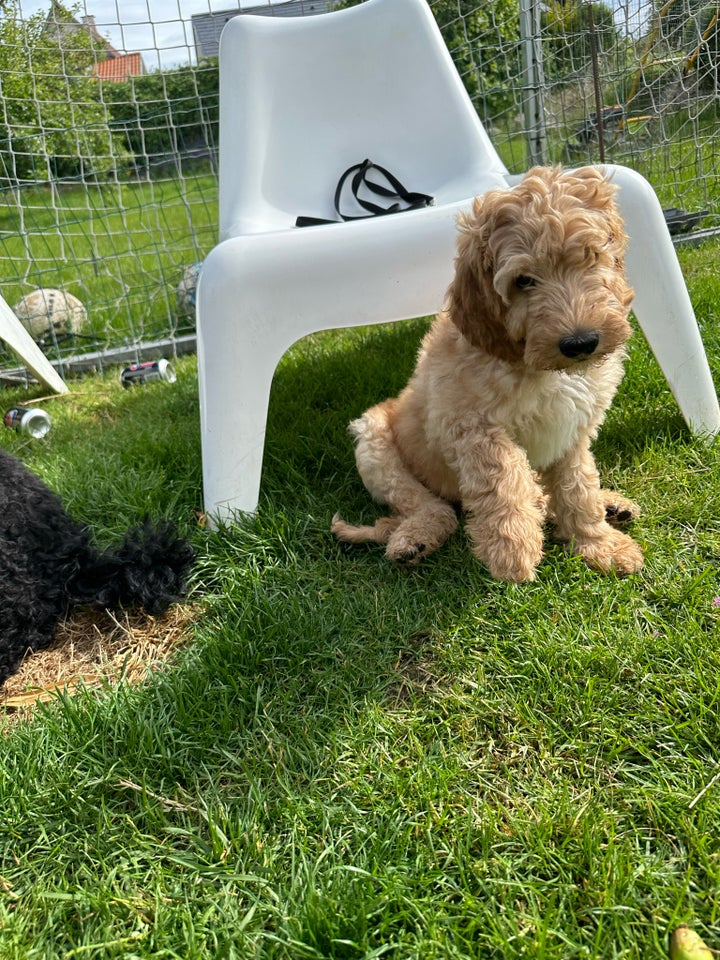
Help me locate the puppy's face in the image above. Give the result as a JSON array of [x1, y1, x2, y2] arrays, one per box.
[[448, 166, 635, 371]]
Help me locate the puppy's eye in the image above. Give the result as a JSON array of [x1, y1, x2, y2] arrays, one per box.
[[515, 275, 536, 290]]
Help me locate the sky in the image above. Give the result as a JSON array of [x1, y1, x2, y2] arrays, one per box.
[[15, 0, 651, 72]]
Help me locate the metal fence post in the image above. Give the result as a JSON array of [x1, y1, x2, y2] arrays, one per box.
[[519, 0, 547, 166]]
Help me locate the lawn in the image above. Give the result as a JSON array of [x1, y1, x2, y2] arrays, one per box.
[[0, 174, 217, 357], [495, 103, 720, 219], [0, 239, 718, 958]]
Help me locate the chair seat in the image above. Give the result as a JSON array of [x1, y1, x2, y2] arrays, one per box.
[[208, 175, 508, 328]]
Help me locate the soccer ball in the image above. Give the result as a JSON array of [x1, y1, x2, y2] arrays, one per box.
[[176, 261, 203, 319], [13, 289, 87, 339]]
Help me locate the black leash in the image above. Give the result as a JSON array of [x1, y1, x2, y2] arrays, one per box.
[[296, 159, 433, 227]]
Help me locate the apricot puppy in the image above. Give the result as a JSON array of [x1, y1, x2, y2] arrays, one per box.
[[332, 166, 643, 581]]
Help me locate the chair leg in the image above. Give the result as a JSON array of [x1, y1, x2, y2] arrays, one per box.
[[0, 295, 68, 395], [608, 164, 720, 436], [197, 350, 277, 524], [197, 254, 285, 523]]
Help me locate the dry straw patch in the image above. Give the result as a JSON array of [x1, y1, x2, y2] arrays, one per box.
[[2, 604, 199, 719]]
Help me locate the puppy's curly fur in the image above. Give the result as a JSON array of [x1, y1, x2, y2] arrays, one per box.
[[332, 166, 643, 581], [0, 447, 194, 686]]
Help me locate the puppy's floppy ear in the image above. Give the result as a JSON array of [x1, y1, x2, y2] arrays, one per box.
[[446, 195, 525, 364]]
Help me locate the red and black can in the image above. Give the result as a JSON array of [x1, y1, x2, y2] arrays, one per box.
[[120, 359, 177, 389], [4, 405, 52, 438]]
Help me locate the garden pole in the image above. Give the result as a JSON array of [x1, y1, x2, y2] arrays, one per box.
[[519, 0, 547, 166]]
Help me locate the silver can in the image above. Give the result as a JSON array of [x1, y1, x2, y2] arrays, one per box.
[[120, 359, 177, 388], [4, 405, 52, 438]]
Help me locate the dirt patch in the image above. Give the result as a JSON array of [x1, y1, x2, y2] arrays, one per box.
[[2, 603, 199, 719]]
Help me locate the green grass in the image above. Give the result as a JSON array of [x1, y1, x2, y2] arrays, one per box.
[[0, 241, 719, 958], [495, 99, 720, 217], [0, 174, 217, 353]]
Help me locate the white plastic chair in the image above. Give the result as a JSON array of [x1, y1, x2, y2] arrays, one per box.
[[197, 0, 720, 524], [0, 293, 67, 394]]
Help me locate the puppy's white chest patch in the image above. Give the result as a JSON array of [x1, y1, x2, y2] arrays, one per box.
[[511, 372, 603, 470]]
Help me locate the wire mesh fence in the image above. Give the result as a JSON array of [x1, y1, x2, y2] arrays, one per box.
[[0, 0, 718, 382]]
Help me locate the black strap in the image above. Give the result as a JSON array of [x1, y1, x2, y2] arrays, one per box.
[[296, 159, 433, 227]]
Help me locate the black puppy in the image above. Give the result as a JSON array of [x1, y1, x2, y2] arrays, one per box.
[[0, 447, 194, 686]]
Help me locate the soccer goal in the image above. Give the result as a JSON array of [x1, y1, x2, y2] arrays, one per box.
[[0, 0, 717, 382]]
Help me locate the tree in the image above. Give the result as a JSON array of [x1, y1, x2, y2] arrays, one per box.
[[429, 0, 521, 116], [644, 0, 720, 91], [0, 1, 128, 183], [654, 0, 699, 48], [103, 63, 219, 168]]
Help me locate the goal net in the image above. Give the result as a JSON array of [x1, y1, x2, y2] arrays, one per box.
[[0, 0, 717, 380]]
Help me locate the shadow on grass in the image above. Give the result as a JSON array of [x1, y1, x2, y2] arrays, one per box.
[[90, 317, 673, 784]]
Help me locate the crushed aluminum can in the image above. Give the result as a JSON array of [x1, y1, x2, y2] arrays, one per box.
[[120, 358, 177, 389], [4, 405, 52, 438]]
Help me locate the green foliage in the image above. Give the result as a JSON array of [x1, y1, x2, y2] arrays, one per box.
[[654, 0, 707, 50], [683, 4, 720, 90], [643, 0, 720, 90], [542, 0, 626, 79], [0, 1, 129, 182], [428, 0, 521, 116], [103, 62, 219, 169]]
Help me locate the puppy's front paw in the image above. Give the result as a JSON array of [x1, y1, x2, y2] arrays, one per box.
[[471, 533, 544, 582], [479, 546, 541, 583], [467, 512, 544, 582], [575, 528, 643, 576]]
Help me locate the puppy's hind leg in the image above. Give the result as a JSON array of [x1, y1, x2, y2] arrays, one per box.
[[333, 401, 458, 566], [331, 513, 401, 544]]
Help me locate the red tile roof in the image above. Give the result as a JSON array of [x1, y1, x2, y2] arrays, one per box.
[[93, 53, 144, 82]]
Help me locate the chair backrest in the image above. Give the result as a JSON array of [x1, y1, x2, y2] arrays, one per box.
[[218, 0, 508, 238]]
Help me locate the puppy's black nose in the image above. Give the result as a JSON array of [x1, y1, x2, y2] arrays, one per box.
[[558, 331, 600, 358]]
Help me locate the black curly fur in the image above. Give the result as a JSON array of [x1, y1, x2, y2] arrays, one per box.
[[0, 448, 194, 687]]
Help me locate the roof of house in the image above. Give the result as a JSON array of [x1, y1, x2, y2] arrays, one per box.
[[191, 0, 336, 60], [44, 2, 121, 56], [93, 52, 146, 82], [44, 2, 144, 81]]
